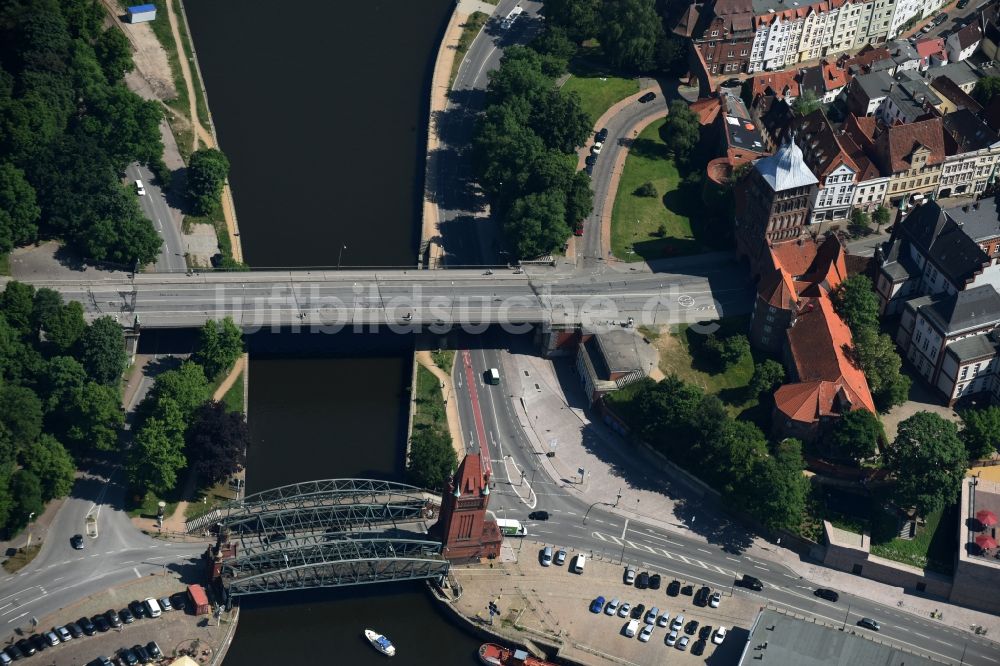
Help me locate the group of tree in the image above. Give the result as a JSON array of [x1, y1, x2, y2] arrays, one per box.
[[472, 46, 594, 258], [541, 0, 688, 75], [0, 282, 129, 533], [186, 148, 231, 217], [831, 275, 911, 411], [0, 0, 166, 265], [701, 333, 751, 372], [972, 76, 1000, 107], [884, 412, 968, 516], [127, 318, 246, 496], [958, 405, 1000, 461], [607, 375, 809, 532]]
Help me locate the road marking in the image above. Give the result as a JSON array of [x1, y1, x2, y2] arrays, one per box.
[[912, 632, 930, 639], [565, 512, 577, 516], [7, 612, 27, 624], [595, 519, 604, 524], [784, 574, 797, 579], [634, 531, 682, 546], [754, 565, 768, 570], [697, 548, 711, 554], [726, 557, 739, 562], [51, 577, 63, 583], [133, 568, 141, 579], [121, 561, 135, 565]]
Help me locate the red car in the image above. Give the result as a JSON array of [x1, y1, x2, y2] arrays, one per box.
[[574, 223, 584, 236]]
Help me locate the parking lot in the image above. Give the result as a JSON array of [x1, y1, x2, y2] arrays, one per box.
[[451, 542, 756, 665]]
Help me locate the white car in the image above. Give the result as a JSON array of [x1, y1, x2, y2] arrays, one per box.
[[676, 635, 690, 651], [656, 613, 670, 628], [605, 598, 620, 616], [624, 567, 636, 585], [618, 602, 631, 618], [709, 591, 722, 608], [671, 614, 685, 631], [591, 142, 603, 155], [135, 179, 145, 196], [666, 630, 679, 646], [638, 624, 653, 642], [713, 627, 728, 645]]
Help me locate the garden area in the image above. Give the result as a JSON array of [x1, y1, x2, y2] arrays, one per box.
[[610, 119, 702, 261], [560, 69, 639, 126]]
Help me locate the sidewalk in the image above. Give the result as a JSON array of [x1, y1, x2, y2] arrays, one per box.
[[500, 350, 1000, 639]]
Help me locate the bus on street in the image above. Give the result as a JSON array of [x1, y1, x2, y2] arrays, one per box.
[[496, 519, 527, 536]]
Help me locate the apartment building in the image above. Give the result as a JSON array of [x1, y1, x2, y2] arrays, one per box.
[[938, 110, 1000, 200], [789, 110, 861, 225], [946, 22, 984, 64]]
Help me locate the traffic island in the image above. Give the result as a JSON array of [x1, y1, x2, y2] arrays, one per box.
[[441, 542, 757, 665]]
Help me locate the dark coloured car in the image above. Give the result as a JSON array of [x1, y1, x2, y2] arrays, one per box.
[[65, 622, 83, 639], [528, 511, 549, 520], [638, 92, 656, 103], [957, 0, 969, 7], [858, 617, 881, 631], [815, 588, 840, 602], [28, 635, 46, 652], [170, 593, 187, 612], [695, 585, 711, 606], [933, 13, 948, 25], [699, 625, 713, 640], [739, 574, 764, 591], [635, 572, 650, 589], [146, 642, 163, 660], [573, 223, 584, 237], [585, 162, 594, 175], [596, 128, 609, 143], [681, 584, 694, 596], [585, 154, 596, 167], [117, 648, 139, 666], [631, 603, 645, 620], [721, 78, 742, 89], [4, 645, 23, 662], [105, 608, 122, 628], [14, 640, 33, 657], [70, 534, 84, 550], [119, 608, 135, 624], [649, 573, 661, 590], [667, 579, 681, 596], [93, 615, 110, 632], [691, 639, 707, 656], [132, 644, 152, 664], [129, 600, 146, 619], [685, 620, 699, 635], [77, 617, 96, 635]]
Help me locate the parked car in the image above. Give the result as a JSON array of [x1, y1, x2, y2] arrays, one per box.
[[685, 620, 699, 635], [65, 623, 83, 639], [554, 550, 567, 566], [699, 625, 713, 640], [721, 77, 742, 88], [54, 626, 72, 642], [666, 579, 681, 596], [14, 640, 33, 657], [739, 574, 764, 591], [573, 222, 583, 236], [118, 648, 139, 666], [624, 567, 636, 585], [528, 511, 549, 521], [170, 592, 187, 612], [638, 624, 654, 642], [656, 613, 670, 628], [624, 619, 640, 638], [119, 608, 135, 624], [681, 584, 694, 596], [933, 13, 948, 25], [591, 142, 603, 155], [28, 635, 46, 652], [644, 607, 659, 624], [671, 614, 685, 631], [589, 596, 606, 613], [4, 645, 23, 662], [631, 603, 645, 620], [638, 92, 656, 103], [596, 128, 609, 143], [695, 586, 711, 606], [93, 615, 110, 632], [648, 573, 661, 590], [605, 598, 620, 615], [146, 642, 163, 660], [958, 0, 970, 7], [709, 591, 722, 608], [129, 600, 146, 619], [692, 639, 707, 656], [70, 534, 84, 550], [635, 571, 650, 589], [676, 635, 690, 651], [858, 617, 881, 631], [104, 609, 122, 628], [541, 546, 553, 567], [585, 154, 596, 167], [77, 617, 96, 635], [618, 602, 630, 618], [665, 630, 679, 646], [132, 644, 152, 664], [815, 588, 840, 602], [713, 627, 728, 644]]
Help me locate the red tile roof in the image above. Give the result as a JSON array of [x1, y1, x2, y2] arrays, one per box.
[[916, 37, 946, 59], [690, 97, 722, 125], [821, 60, 849, 92], [752, 70, 801, 100], [876, 117, 947, 173]]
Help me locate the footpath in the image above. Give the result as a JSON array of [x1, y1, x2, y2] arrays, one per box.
[[415, 351, 466, 460], [499, 350, 1000, 641]]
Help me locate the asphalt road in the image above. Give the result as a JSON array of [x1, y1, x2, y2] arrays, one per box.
[[28, 261, 750, 329], [581, 94, 667, 266], [452, 336, 1000, 666], [433, 0, 544, 266], [125, 163, 187, 273]]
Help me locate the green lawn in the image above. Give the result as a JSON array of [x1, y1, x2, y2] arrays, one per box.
[[870, 505, 957, 574], [127, 490, 179, 520], [221, 369, 245, 413], [414, 365, 448, 433], [610, 119, 702, 262], [450, 12, 489, 88], [560, 73, 639, 126], [431, 349, 455, 376], [0, 252, 9, 276]]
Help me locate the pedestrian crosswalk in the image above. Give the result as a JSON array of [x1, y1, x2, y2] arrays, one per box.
[[590, 530, 739, 578]]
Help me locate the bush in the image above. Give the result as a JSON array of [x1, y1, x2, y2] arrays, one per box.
[[635, 182, 658, 198]]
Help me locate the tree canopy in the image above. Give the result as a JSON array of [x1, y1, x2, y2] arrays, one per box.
[[79, 316, 127, 385], [828, 409, 884, 463], [973, 76, 1000, 106], [407, 427, 458, 490], [186, 402, 248, 486], [186, 148, 230, 216], [885, 412, 968, 516], [193, 317, 244, 379], [660, 101, 701, 163], [960, 406, 1000, 461]]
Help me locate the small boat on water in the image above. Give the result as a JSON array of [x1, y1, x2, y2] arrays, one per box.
[[478, 643, 556, 666], [364, 629, 396, 657]]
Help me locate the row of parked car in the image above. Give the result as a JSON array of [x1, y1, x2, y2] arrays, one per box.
[[1, 593, 186, 665], [588, 595, 727, 654], [623, 567, 724, 608]]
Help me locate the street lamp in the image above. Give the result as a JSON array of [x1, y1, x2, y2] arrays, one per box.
[[25, 512, 35, 549], [337, 244, 347, 269]]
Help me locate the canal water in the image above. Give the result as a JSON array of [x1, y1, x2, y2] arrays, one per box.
[[183, 0, 483, 663]]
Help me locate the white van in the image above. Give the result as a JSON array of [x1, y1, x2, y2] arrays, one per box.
[[625, 619, 640, 638], [573, 553, 586, 574], [143, 597, 162, 618], [135, 179, 146, 196], [486, 368, 500, 385]]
